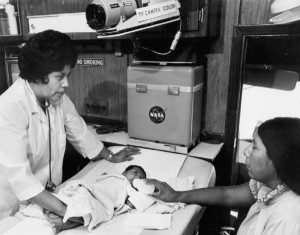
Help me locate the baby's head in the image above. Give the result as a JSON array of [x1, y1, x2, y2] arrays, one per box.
[[122, 165, 146, 185]]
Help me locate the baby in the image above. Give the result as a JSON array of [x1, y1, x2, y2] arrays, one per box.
[[47, 165, 148, 233]]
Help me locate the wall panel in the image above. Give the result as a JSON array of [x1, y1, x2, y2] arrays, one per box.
[[66, 51, 129, 123], [204, 0, 240, 134], [240, 0, 273, 25]]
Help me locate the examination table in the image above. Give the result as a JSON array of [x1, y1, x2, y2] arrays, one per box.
[[1, 146, 216, 235]]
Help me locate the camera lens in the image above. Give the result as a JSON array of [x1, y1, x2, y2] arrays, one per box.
[[86, 3, 106, 30], [86, 0, 139, 31]]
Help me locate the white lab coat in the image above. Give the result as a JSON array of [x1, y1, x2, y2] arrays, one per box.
[[0, 78, 104, 220]]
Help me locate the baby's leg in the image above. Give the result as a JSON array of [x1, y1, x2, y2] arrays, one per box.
[[45, 212, 81, 234]]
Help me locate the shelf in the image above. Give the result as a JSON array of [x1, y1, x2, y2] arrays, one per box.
[[23, 32, 98, 41], [235, 22, 300, 36], [0, 35, 23, 44]]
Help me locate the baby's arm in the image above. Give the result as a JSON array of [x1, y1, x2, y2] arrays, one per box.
[[125, 196, 136, 209]]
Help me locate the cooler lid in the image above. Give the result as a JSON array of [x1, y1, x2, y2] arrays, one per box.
[[127, 65, 204, 86]]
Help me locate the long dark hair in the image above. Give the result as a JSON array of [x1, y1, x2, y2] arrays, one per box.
[[258, 117, 300, 195]]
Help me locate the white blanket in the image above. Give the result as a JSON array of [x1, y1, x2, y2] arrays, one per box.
[[57, 175, 194, 231], [3, 147, 189, 235], [57, 175, 156, 231], [57, 179, 125, 231]]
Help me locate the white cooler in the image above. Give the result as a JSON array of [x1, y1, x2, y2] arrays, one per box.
[[127, 65, 204, 147]]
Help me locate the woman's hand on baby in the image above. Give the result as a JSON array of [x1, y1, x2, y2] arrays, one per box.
[[111, 146, 141, 163], [145, 179, 179, 202]]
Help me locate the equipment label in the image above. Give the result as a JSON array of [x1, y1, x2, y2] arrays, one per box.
[[149, 106, 166, 124], [136, 0, 177, 22], [110, 3, 120, 9]]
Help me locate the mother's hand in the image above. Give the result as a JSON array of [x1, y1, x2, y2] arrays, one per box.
[[110, 146, 141, 163], [145, 179, 179, 202]]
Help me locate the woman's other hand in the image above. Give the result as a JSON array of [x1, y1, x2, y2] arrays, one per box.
[[145, 179, 179, 202], [110, 146, 141, 163]]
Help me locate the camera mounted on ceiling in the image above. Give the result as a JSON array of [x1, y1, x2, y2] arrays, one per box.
[[86, 0, 181, 38]]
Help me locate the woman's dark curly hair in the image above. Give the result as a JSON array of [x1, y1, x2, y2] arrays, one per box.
[[18, 30, 78, 82], [258, 117, 300, 195]]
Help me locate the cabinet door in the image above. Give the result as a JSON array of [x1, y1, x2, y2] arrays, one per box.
[[20, 0, 96, 40], [181, 0, 200, 32], [20, 0, 90, 16], [140, 0, 220, 37], [58, 0, 95, 40], [135, 0, 221, 38], [20, 0, 60, 16], [59, 0, 91, 14], [182, 0, 221, 37], [20, 0, 60, 37], [240, 0, 273, 25]]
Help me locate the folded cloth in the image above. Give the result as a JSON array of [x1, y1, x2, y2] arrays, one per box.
[[168, 176, 195, 191], [18, 204, 45, 220], [125, 213, 172, 230], [150, 200, 186, 214], [127, 186, 156, 212], [145, 176, 195, 214], [128, 176, 196, 214]]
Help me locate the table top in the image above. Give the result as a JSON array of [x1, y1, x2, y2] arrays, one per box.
[[59, 152, 216, 235], [87, 125, 223, 161], [1, 151, 216, 235]]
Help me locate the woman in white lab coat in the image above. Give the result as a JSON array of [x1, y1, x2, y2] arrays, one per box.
[[0, 30, 140, 225], [148, 117, 300, 235]]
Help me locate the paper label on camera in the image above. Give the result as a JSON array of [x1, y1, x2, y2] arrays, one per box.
[[136, 0, 177, 22]]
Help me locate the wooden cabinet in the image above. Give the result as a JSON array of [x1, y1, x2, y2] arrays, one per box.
[[19, 0, 96, 40], [240, 0, 273, 25], [0, 0, 22, 41], [134, 0, 221, 38], [20, 0, 91, 15], [19, 0, 221, 40], [181, 0, 221, 37]]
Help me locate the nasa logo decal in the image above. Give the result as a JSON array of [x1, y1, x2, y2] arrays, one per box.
[[149, 106, 166, 124]]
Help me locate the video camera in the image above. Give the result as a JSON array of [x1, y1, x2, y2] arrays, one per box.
[[86, 0, 181, 38]]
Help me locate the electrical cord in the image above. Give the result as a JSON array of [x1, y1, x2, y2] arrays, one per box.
[[131, 14, 182, 56]]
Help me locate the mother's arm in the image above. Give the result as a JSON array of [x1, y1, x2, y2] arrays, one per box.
[[147, 179, 255, 208]]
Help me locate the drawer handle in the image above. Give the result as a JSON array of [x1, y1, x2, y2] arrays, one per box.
[[168, 86, 180, 96], [136, 84, 147, 93]]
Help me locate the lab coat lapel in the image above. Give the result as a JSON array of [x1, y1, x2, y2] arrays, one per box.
[[29, 100, 48, 126], [38, 109, 48, 125], [22, 79, 48, 125]]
